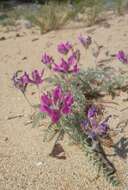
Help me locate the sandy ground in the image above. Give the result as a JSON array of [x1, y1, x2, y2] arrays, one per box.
[[0, 12, 128, 190]]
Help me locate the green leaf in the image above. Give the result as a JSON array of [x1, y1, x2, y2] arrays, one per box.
[[32, 112, 45, 128], [33, 104, 40, 109]]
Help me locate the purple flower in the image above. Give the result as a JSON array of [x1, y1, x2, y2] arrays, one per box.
[[50, 110, 61, 124], [53, 52, 79, 74], [97, 115, 112, 135], [62, 93, 74, 114], [97, 121, 108, 135], [29, 69, 44, 86], [81, 106, 111, 140], [78, 35, 92, 49], [21, 72, 30, 84], [40, 86, 74, 123], [57, 42, 72, 54], [87, 106, 97, 118], [116, 51, 128, 64], [52, 85, 63, 104], [41, 53, 54, 67], [12, 71, 30, 93], [81, 120, 89, 129], [41, 94, 52, 106], [81, 118, 110, 140]]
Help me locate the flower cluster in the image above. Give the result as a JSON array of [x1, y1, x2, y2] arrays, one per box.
[[57, 42, 72, 54], [116, 51, 128, 64], [12, 71, 30, 93], [41, 53, 54, 67], [53, 50, 80, 74], [13, 69, 44, 90], [40, 85, 74, 123], [81, 106, 111, 140], [29, 69, 44, 86], [41, 42, 80, 74]]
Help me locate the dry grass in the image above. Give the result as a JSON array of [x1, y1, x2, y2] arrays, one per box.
[[25, 2, 75, 33]]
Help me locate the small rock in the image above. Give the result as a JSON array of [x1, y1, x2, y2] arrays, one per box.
[[4, 137, 8, 142], [0, 37, 6, 41], [32, 38, 39, 42], [22, 57, 27, 60], [35, 162, 43, 167], [16, 33, 22, 37]]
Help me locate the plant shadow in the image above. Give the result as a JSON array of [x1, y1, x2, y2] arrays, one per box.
[[114, 137, 128, 159]]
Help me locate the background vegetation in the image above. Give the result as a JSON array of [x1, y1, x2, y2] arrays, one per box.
[[0, 0, 128, 33]]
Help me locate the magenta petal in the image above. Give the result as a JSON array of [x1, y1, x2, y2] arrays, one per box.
[[31, 69, 44, 85], [62, 94, 74, 114], [57, 42, 72, 54], [53, 59, 68, 73], [40, 104, 52, 115], [20, 72, 30, 84], [62, 106, 71, 114], [41, 94, 52, 106], [116, 51, 128, 64], [50, 110, 61, 123], [53, 63, 65, 72], [68, 54, 76, 65], [41, 53, 54, 65], [53, 85, 63, 104], [64, 94, 74, 106]]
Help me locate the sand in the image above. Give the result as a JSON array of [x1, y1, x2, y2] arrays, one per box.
[[0, 12, 128, 190]]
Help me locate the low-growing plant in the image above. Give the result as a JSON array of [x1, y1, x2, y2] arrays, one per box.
[[13, 35, 128, 187]]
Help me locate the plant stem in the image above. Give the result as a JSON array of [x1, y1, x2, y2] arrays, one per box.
[[22, 93, 34, 108], [43, 123, 53, 142], [92, 140, 116, 174], [37, 85, 41, 100]]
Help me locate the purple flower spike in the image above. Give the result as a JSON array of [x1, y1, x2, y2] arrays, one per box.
[[41, 53, 54, 67], [30, 69, 44, 86], [116, 51, 128, 64], [53, 51, 79, 74], [78, 35, 92, 49], [40, 86, 74, 123], [57, 42, 72, 54]]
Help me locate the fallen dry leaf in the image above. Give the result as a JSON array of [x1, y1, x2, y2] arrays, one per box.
[[49, 143, 66, 160]]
